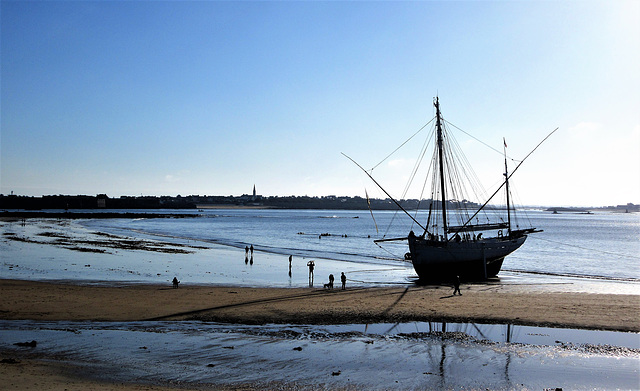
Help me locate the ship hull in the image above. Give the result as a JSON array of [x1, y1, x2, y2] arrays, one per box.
[[408, 235, 527, 281]]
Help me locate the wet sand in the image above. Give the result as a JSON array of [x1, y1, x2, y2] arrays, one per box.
[[2, 279, 638, 332], [1, 358, 300, 391], [1, 359, 180, 391], [2, 279, 639, 391], [0, 357, 355, 391]]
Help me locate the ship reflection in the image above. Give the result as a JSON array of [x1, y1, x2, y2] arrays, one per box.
[[369, 321, 518, 389]]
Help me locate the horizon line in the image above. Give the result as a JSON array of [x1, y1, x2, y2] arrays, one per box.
[[1, 192, 637, 210]]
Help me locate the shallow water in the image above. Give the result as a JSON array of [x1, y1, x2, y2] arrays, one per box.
[[2, 216, 639, 294], [75, 209, 640, 281], [0, 218, 413, 288], [0, 217, 637, 296], [1, 320, 638, 390]]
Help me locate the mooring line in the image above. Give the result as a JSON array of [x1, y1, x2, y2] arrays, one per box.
[[530, 236, 640, 260]]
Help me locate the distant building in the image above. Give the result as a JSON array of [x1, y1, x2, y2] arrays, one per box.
[[96, 194, 108, 208]]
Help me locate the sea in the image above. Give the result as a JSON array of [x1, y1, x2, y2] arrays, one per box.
[[1, 208, 639, 291], [87, 207, 640, 280]]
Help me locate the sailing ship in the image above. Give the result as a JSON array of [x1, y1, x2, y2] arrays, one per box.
[[351, 97, 549, 281]]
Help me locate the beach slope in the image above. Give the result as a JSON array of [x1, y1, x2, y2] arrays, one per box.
[[1, 279, 638, 332]]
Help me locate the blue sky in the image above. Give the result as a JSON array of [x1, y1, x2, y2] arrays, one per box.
[[1, 1, 638, 207]]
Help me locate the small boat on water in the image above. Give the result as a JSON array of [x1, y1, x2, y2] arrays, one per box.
[[349, 97, 551, 281]]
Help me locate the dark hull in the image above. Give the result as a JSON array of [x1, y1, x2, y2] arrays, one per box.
[[408, 235, 527, 281]]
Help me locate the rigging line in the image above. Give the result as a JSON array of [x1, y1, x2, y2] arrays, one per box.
[[450, 127, 559, 238], [449, 125, 488, 203], [401, 125, 432, 203], [364, 189, 379, 234], [375, 242, 407, 261], [370, 117, 436, 172], [413, 147, 436, 226], [382, 209, 398, 239], [440, 122, 486, 225], [530, 236, 640, 260], [342, 153, 427, 232], [508, 180, 535, 229], [444, 119, 520, 162]]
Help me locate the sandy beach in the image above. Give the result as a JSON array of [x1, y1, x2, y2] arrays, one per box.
[[2, 279, 639, 391], [1, 279, 638, 331]]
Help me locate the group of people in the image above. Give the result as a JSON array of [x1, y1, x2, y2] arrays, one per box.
[[174, 247, 459, 295], [324, 272, 347, 290], [306, 259, 347, 290], [453, 233, 482, 242], [245, 245, 254, 264], [173, 248, 351, 290]]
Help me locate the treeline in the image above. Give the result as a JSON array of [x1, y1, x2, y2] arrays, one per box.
[[0, 194, 196, 210], [0, 193, 481, 211], [259, 196, 478, 210]]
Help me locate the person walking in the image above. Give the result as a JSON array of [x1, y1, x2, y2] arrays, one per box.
[[453, 275, 462, 296], [340, 272, 346, 290]]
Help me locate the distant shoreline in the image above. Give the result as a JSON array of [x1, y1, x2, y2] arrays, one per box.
[[4, 193, 637, 212], [0, 211, 200, 219], [3, 207, 638, 216]]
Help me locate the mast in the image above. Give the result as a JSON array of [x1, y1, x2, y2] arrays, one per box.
[[435, 97, 448, 236], [503, 139, 511, 235], [450, 127, 557, 238]]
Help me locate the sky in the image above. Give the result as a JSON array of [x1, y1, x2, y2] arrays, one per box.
[[1, 1, 638, 207]]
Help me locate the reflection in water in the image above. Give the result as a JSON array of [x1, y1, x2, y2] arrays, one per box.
[[420, 322, 515, 389], [439, 343, 446, 387], [0, 320, 638, 390]]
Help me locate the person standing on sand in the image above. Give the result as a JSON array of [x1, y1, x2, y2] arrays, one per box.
[[288, 255, 293, 277], [307, 261, 315, 286], [341, 272, 346, 290], [453, 275, 462, 296], [250, 245, 254, 255], [172, 277, 180, 288]]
